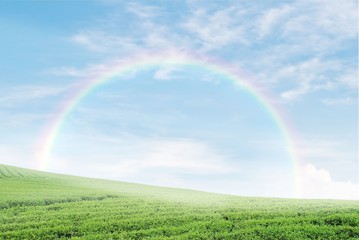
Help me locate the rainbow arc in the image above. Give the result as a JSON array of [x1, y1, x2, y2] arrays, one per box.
[[35, 50, 302, 197]]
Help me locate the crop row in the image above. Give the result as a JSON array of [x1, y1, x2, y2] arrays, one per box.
[[1, 165, 358, 240], [1, 197, 359, 240], [0, 166, 46, 179]]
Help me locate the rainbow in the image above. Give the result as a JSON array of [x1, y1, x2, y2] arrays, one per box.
[[35, 49, 302, 197]]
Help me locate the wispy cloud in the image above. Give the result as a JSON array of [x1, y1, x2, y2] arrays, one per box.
[[279, 58, 340, 100], [182, 7, 247, 51], [71, 32, 104, 52], [249, 0, 357, 100], [338, 69, 358, 90], [0, 85, 68, 105], [126, 2, 162, 19], [321, 97, 356, 106], [49, 137, 235, 179], [66, 0, 357, 102], [298, 138, 353, 160], [0, 144, 36, 169], [47, 60, 139, 80], [1, 112, 49, 126], [257, 4, 293, 39], [297, 135, 357, 163], [153, 66, 179, 81], [48, 65, 107, 78], [66, 0, 356, 103], [142, 139, 232, 173], [284, 0, 357, 40], [71, 31, 138, 53]]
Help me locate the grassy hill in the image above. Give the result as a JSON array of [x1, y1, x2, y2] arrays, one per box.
[[0, 164, 358, 239]]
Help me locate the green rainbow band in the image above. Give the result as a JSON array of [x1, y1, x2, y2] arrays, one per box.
[[35, 50, 302, 197]]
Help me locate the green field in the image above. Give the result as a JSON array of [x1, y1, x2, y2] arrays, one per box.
[[0, 164, 358, 239]]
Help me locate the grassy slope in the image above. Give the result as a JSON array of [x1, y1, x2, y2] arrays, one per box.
[[0, 164, 358, 240]]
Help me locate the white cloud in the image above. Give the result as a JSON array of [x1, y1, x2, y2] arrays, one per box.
[[295, 136, 357, 188], [300, 163, 359, 200]]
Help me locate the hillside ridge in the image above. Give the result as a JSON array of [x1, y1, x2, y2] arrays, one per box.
[[0, 164, 49, 179]]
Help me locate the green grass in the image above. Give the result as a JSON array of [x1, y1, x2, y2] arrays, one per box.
[[0, 164, 358, 239]]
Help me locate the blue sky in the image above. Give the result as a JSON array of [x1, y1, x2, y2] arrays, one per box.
[[0, 0, 357, 199]]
